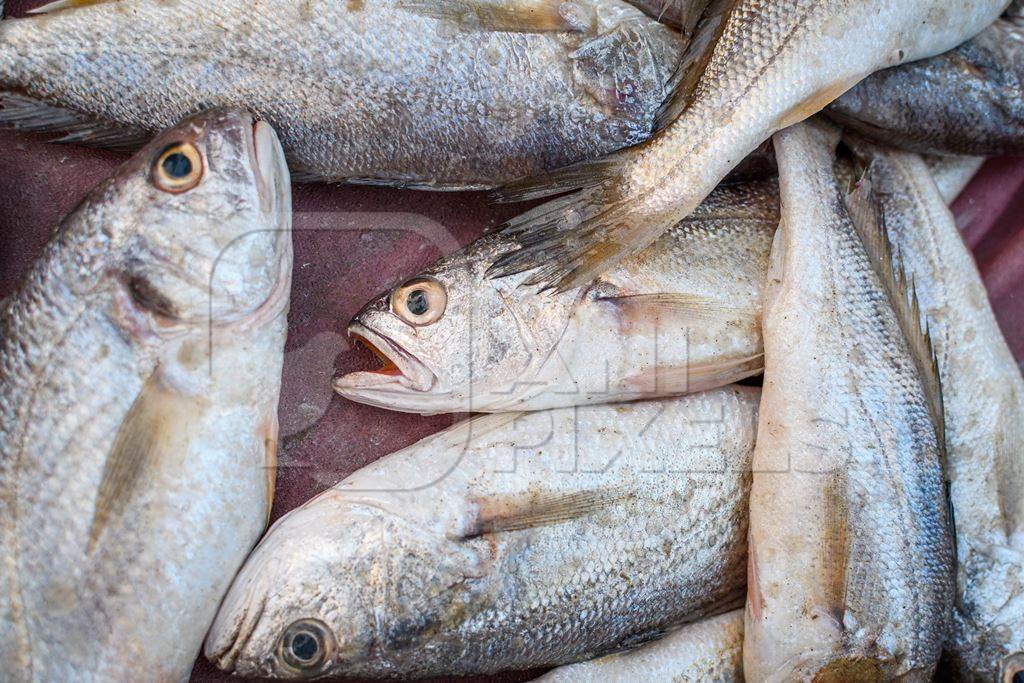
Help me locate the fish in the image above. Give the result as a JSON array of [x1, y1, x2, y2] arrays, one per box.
[[0, 109, 292, 682], [826, 14, 1024, 156], [743, 121, 953, 681], [535, 608, 743, 682], [0, 0, 682, 189], [334, 179, 776, 414], [205, 386, 759, 678], [924, 154, 985, 204], [846, 140, 1024, 682], [488, 0, 1010, 292]]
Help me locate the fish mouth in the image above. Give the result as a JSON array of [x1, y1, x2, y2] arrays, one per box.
[[333, 323, 435, 394], [250, 118, 289, 217]]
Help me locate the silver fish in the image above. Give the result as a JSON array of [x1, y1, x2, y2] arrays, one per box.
[[850, 142, 1024, 682], [206, 386, 758, 678], [744, 121, 952, 681], [535, 608, 743, 682], [827, 15, 1024, 156], [334, 180, 776, 414], [0, 0, 681, 189], [0, 109, 292, 682], [489, 0, 1009, 291]]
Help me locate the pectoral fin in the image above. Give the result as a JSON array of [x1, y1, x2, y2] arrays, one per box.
[[0, 93, 150, 152], [88, 375, 195, 552], [465, 489, 624, 537], [395, 0, 593, 32]]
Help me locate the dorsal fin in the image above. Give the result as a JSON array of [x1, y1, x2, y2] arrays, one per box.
[[841, 162, 954, 556], [651, 0, 737, 134]]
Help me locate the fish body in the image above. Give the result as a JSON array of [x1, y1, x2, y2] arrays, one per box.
[[535, 608, 743, 682], [0, 0, 681, 189], [851, 143, 1024, 682], [491, 0, 1009, 291], [743, 121, 952, 681], [335, 180, 776, 414], [827, 16, 1024, 156], [206, 386, 758, 678], [925, 154, 985, 203], [0, 110, 292, 682]]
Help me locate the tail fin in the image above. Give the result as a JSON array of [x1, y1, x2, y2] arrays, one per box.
[[486, 0, 737, 292]]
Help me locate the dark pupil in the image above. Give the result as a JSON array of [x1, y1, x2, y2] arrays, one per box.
[[289, 631, 319, 662], [1013, 672, 1023, 683], [407, 289, 429, 316], [162, 152, 192, 179]]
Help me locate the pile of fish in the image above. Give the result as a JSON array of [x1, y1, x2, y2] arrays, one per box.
[[0, 0, 1022, 681]]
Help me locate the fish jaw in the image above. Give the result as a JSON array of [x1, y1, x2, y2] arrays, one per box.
[[333, 322, 437, 402]]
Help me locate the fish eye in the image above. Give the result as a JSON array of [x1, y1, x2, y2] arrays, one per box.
[[1001, 653, 1024, 683], [391, 277, 447, 326], [279, 619, 332, 671], [152, 142, 203, 193]]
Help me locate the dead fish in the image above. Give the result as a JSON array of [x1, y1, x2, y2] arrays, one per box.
[[205, 386, 758, 678], [535, 608, 743, 682], [847, 141, 1024, 682], [488, 0, 1009, 291], [334, 180, 776, 414], [0, 109, 292, 682], [826, 15, 1024, 156], [924, 154, 985, 203], [743, 121, 952, 681], [0, 0, 682, 189]]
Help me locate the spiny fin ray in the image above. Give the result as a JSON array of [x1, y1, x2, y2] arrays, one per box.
[[465, 488, 624, 536], [841, 161, 954, 557]]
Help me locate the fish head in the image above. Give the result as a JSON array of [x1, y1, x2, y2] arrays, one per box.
[[206, 490, 492, 678], [73, 108, 291, 330], [333, 235, 574, 413]]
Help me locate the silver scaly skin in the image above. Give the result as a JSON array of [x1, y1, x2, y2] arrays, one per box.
[[827, 15, 1024, 156], [0, 0, 681, 189], [744, 121, 952, 681], [489, 0, 1010, 291], [535, 608, 743, 682], [850, 141, 1024, 682], [0, 110, 292, 682], [206, 386, 758, 679], [335, 180, 777, 414]]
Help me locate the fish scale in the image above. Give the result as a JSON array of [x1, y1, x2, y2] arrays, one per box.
[[0, 109, 292, 682], [0, 0, 681, 188], [206, 387, 758, 678], [851, 142, 1024, 682], [744, 121, 952, 681], [489, 0, 1010, 291], [335, 180, 778, 415]]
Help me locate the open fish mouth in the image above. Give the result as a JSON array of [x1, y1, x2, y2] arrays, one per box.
[[333, 323, 435, 394]]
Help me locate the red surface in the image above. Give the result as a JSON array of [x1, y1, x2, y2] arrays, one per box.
[[0, 1, 1021, 681]]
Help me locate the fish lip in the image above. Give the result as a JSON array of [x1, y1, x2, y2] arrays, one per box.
[[334, 323, 435, 394], [250, 118, 283, 216]]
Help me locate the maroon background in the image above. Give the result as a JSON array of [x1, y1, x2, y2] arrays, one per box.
[[1, 1, 1021, 681]]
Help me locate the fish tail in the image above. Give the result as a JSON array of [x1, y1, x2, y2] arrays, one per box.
[[487, 173, 682, 292]]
